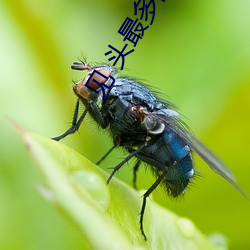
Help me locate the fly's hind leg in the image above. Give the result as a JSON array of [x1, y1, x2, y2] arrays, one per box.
[[140, 172, 166, 240]]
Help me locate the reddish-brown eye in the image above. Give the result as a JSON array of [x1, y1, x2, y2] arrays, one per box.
[[86, 68, 111, 90], [72, 62, 111, 100]]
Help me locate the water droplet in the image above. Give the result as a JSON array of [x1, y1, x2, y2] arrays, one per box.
[[177, 217, 196, 238], [71, 170, 110, 209]]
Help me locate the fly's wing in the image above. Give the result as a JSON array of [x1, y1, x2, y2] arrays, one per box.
[[182, 132, 248, 197], [152, 109, 247, 198]]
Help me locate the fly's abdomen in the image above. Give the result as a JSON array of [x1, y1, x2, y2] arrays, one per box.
[[164, 153, 193, 197], [137, 128, 194, 197], [163, 129, 194, 196]]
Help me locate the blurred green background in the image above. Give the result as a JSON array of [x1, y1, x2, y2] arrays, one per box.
[[1, 0, 250, 249]]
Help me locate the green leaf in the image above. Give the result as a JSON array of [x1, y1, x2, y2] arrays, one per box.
[[19, 128, 226, 250]]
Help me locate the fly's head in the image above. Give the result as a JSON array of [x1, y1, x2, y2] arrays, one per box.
[[71, 61, 116, 101]]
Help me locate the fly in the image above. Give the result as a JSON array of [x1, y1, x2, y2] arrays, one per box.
[[52, 61, 247, 240]]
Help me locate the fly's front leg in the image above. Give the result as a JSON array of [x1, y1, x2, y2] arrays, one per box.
[[88, 100, 107, 129], [52, 99, 108, 141], [52, 99, 88, 141]]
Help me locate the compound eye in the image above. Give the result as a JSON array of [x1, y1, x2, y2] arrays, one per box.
[[73, 66, 112, 100], [142, 116, 165, 134], [86, 68, 111, 90]]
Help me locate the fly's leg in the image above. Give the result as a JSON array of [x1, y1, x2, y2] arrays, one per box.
[[133, 160, 141, 189], [88, 100, 107, 129], [52, 99, 108, 141], [107, 143, 146, 184], [96, 146, 116, 165], [52, 99, 88, 141], [140, 172, 166, 240]]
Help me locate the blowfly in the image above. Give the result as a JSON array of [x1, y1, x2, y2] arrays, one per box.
[[52, 61, 246, 240]]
